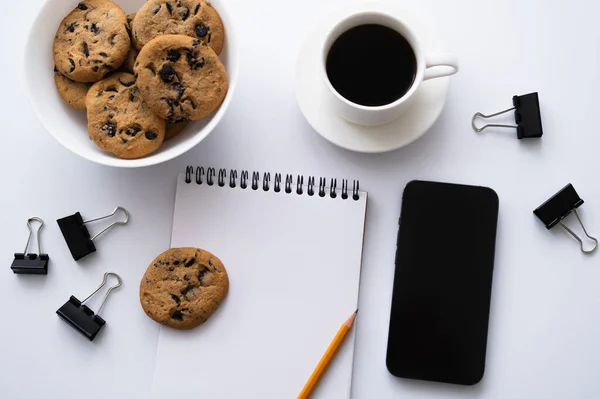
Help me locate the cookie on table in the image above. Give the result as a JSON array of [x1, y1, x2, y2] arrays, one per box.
[[131, 0, 225, 54], [134, 35, 228, 122], [54, 66, 91, 110], [140, 248, 229, 329], [166, 121, 188, 140], [53, 0, 131, 83], [85, 72, 165, 159]]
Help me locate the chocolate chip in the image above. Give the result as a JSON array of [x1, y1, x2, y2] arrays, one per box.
[[174, 260, 180, 265], [152, 4, 161, 14], [108, 112, 115, 119], [184, 258, 195, 267], [170, 294, 181, 305], [184, 274, 190, 281], [166, 2, 173, 14], [193, 3, 200, 14], [171, 310, 184, 321], [208, 258, 219, 271], [195, 23, 209, 38], [166, 49, 181, 62], [119, 77, 135, 87], [77, 3, 88, 10], [198, 268, 210, 283], [96, 91, 103, 97], [54, 65, 58, 73], [99, 52, 108, 58], [93, 65, 100, 72], [173, 82, 185, 99], [110, 34, 117, 46], [102, 123, 117, 137], [145, 130, 158, 140], [66, 22, 78, 33], [105, 86, 118, 92], [185, 51, 204, 70], [125, 125, 141, 136], [90, 23, 99, 34], [121, 138, 128, 144], [179, 7, 190, 20], [183, 98, 197, 109], [192, 39, 201, 46], [181, 285, 198, 297], [69, 59, 76, 72], [159, 64, 176, 82], [207, 33, 211, 44], [146, 63, 156, 75]]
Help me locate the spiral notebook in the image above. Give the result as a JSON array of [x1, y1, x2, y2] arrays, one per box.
[[150, 167, 368, 399]]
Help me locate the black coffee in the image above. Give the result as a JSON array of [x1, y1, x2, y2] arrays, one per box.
[[326, 24, 417, 107]]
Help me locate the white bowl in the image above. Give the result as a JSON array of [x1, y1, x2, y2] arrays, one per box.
[[24, 0, 238, 168]]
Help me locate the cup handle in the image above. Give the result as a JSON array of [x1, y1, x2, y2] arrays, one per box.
[[423, 53, 459, 81]]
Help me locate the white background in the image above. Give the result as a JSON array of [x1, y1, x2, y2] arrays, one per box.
[[2, 0, 600, 398]]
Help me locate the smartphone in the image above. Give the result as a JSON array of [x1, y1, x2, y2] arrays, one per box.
[[386, 180, 499, 385]]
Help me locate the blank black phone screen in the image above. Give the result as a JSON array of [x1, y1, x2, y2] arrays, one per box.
[[386, 180, 499, 385]]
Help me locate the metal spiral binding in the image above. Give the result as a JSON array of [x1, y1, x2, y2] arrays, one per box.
[[185, 166, 360, 201], [218, 169, 226, 187]]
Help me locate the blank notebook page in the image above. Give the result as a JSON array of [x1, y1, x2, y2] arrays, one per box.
[[151, 172, 367, 399]]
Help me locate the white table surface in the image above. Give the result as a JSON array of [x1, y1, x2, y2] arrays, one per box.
[[2, 0, 600, 398]]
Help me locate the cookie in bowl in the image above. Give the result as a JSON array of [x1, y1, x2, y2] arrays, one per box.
[[53, 0, 131, 82], [86, 72, 166, 159], [132, 0, 225, 54], [134, 34, 228, 122]]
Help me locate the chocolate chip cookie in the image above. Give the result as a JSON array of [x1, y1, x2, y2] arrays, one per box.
[[85, 72, 166, 159], [122, 13, 139, 73], [140, 248, 229, 329], [131, 0, 225, 54], [53, 0, 131, 83], [166, 121, 188, 140], [135, 35, 228, 122], [54, 66, 91, 110]]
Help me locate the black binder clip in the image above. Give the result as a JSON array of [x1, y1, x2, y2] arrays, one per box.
[[57, 207, 129, 261], [472, 92, 543, 139], [56, 272, 122, 341], [11, 217, 49, 275], [534, 184, 598, 254]]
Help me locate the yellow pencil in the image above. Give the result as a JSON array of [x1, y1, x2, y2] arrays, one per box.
[[298, 310, 358, 399]]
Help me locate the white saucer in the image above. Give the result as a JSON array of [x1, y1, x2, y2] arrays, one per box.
[[295, 2, 450, 153]]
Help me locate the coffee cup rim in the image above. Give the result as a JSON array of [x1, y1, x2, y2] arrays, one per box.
[[321, 10, 425, 111]]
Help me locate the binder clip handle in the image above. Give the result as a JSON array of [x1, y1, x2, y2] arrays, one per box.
[[24, 217, 44, 254], [84, 207, 129, 241], [82, 272, 122, 315], [559, 209, 598, 254], [471, 106, 517, 133]]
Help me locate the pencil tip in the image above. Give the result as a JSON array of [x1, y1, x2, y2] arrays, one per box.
[[355, 309, 358, 314]]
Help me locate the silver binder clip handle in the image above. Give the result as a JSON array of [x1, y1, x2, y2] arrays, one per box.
[[472, 107, 518, 133], [84, 207, 130, 241], [81, 272, 123, 315], [24, 217, 44, 254], [559, 209, 599, 254]]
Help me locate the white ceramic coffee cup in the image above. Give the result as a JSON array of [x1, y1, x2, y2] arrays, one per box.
[[321, 11, 458, 127]]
